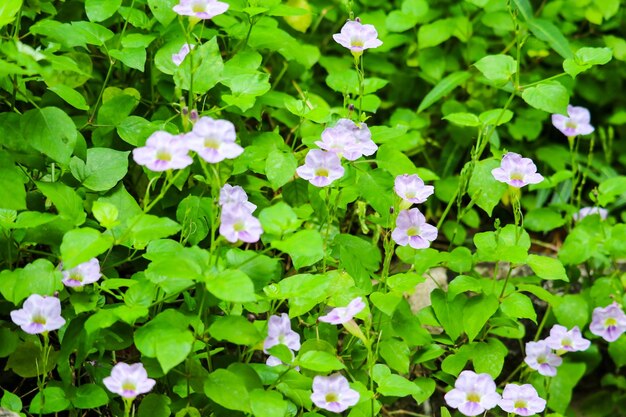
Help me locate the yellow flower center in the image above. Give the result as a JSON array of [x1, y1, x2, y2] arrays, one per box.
[[122, 381, 136, 391], [605, 317, 617, 326], [192, 1, 205, 13], [315, 168, 329, 177], [565, 121, 577, 129], [510, 173, 524, 181], [325, 393, 339, 403], [562, 337, 572, 347], [406, 227, 420, 237], [204, 138, 220, 149], [156, 150, 172, 162], [234, 222, 245, 232], [32, 315, 47, 325], [351, 39, 364, 48], [69, 272, 83, 282], [466, 392, 480, 403], [514, 400, 528, 409]]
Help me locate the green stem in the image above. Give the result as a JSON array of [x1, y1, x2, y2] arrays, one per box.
[[534, 305, 552, 341]]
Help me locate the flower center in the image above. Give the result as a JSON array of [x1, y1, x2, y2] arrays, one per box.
[[69, 272, 83, 282], [315, 168, 329, 177], [605, 317, 618, 327], [351, 38, 364, 48], [466, 392, 480, 403], [562, 337, 572, 347], [537, 354, 547, 364], [204, 138, 220, 149], [122, 381, 136, 392], [325, 392, 339, 403], [32, 315, 47, 325], [192, 1, 205, 13], [406, 227, 420, 237], [565, 121, 577, 129], [510, 172, 524, 181], [405, 191, 416, 199], [233, 221, 245, 232], [156, 149, 172, 162], [514, 400, 528, 409]]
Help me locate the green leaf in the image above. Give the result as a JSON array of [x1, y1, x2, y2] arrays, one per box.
[[225, 248, 281, 290], [71, 384, 109, 409], [474, 54, 517, 82], [524, 207, 566, 232], [0, 259, 63, 305], [479, 109, 514, 126], [117, 116, 162, 146], [70, 148, 129, 192], [553, 294, 589, 329], [60, 228, 113, 269], [521, 81, 569, 114], [110, 47, 147, 71], [391, 299, 432, 347], [547, 362, 585, 414], [273, 230, 324, 269], [472, 338, 508, 378], [137, 394, 171, 417], [418, 19, 454, 49], [266, 150, 297, 190], [500, 292, 537, 323], [208, 316, 262, 345], [0, 328, 19, 358], [126, 214, 182, 249], [148, 0, 177, 25], [30, 387, 70, 414], [527, 254, 569, 282], [297, 350, 345, 372], [1, 389, 22, 412], [511, 0, 533, 21], [36, 181, 86, 225], [49, 85, 90, 110], [258, 202, 300, 239], [443, 112, 480, 127], [204, 369, 251, 413], [85, 0, 122, 21], [335, 234, 381, 290], [374, 365, 423, 398], [134, 309, 195, 374], [608, 336, 626, 368], [462, 294, 499, 342], [250, 389, 288, 417], [527, 18, 573, 59], [431, 290, 465, 341], [205, 269, 256, 302], [467, 159, 508, 216], [174, 37, 224, 95], [0, 157, 26, 210], [417, 71, 470, 113], [22, 107, 77, 165], [0, 0, 22, 29], [474, 224, 530, 264], [379, 339, 410, 374], [563, 47, 612, 78]]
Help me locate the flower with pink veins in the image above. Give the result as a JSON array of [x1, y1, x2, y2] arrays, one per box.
[[319, 297, 366, 325], [544, 324, 590, 352], [62, 258, 102, 287], [499, 384, 546, 416], [590, 302, 626, 342], [333, 20, 382, 57], [10, 294, 66, 334], [391, 208, 438, 249], [524, 340, 562, 377], [219, 204, 262, 243], [219, 184, 256, 213], [491, 152, 544, 188], [186, 116, 243, 163], [103, 362, 156, 399], [394, 174, 434, 205], [551, 105, 594, 137], [263, 313, 301, 353], [444, 370, 501, 416], [172, 0, 229, 19], [296, 149, 345, 187], [132, 131, 193, 172], [172, 43, 195, 66], [310, 374, 360, 413]]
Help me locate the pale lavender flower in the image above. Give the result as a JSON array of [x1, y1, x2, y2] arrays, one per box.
[[544, 324, 590, 352], [590, 302, 626, 342], [62, 258, 101, 287], [132, 131, 193, 172], [491, 152, 544, 188], [391, 208, 438, 249], [319, 297, 366, 325], [219, 204, 262, 243], [10, 294, 66, 334], [333, 20, 382, 56], [310, 374, 360, 413], [551, 105, 594, 137], [296, 149, 345, 187], [219, 184, 256, 213], [263, 313, 301, 353], [499, 384, 546, 416], [444, 370, 501, 416], [186, 116, 243, 163], [394, 174, 434, 205], [103, 362, 156, 399], [573, 206, 608, 222], [172, 0, 229, 19], [172, 43, 195, 66], [524, 341, 562, 377], [316, 119, 377, 161]]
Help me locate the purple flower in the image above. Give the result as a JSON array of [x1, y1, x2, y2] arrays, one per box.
[[219, 204, 262, 243], [333, 20, 382, 56], [172, 0, 229, 19], [219, 184, 256, 213], [590, 302, 626, 342], [263, 313, 301, 353], [310, 374, 360, 413], [551, 105, 594, 137], [491, 152, 544, 188], [319, 297, 366, 325], [524, 341, 562, 377], [316, 119, 377, 161], [499, 384, 546, 416], [62, 258, 101, 287], [391, 208, 438, 249], [103, 362, 156, 399], [10, 294, 66, 334], [544, 324, 590, 352], [573, 206, 608, 222], [172, 43, 195, 66], [444, 370, 501, 416], [132, 131, 193, 172], [394, 174, 434, 205], [296, 149, 345, 187], [186, 116, 243, 163]]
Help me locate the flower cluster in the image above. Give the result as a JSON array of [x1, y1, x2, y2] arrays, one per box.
[[492, 152, 544, 188], [263, 313, 301, 366], [391, 174, 438, 249], [218, 184, 262, 244], [445, 370, 546, 416], [132, 116, 243, 172], [525, 324, 590, 376], [551, 105, 594, 137]]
